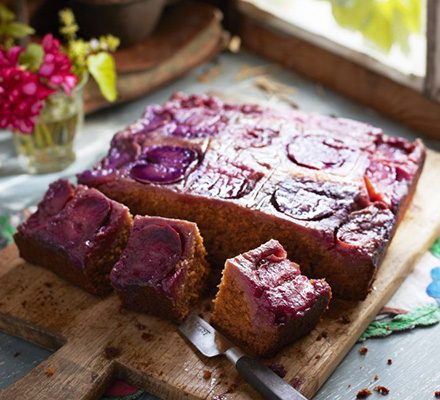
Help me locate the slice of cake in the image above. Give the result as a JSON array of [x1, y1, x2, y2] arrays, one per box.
[[110, 215, 209, 322], [211, 240, 331, 357], [14, 179, 132, 295], [78, 93, 425, 299]]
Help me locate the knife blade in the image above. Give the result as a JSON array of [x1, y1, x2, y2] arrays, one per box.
[[178, 314, 308, 400]]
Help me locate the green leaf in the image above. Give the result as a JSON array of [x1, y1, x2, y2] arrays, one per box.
[[326, 0, 423, 54], [86, 52, 117, 102], [4, 21, 34, 39], [0, 4, 15, 23], [359, 303, 440, 341], [0, 215, 15, 244], [19, 43, 44, 71], [431, 236, 440, 259]]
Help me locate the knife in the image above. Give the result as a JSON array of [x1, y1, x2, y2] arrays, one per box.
[[178, 314, 308, 400]]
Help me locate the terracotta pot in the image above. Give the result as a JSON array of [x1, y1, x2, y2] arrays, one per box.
[[69, 0, 166, 48]]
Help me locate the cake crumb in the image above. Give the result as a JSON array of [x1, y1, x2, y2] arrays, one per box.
[[135, 322, 146, 331], [203, 370, 212, 380], [373, 375, 379, 381], [387, 359, 392, 365], [359, 346, 368, 355], [46, 367, 55, 377], [267, 362, 286, 378], [141, 332, 153, 342], [104, 346, 121, 359], [356, 388, 372, 398], [290, 377, 303, 389], [317, 331, 328, 341], [435, 391, 440, 398], [315, 354, 321, 360], [13, 352, 20, 358], [338, 315, 351, 324], [374, 386, 390, 395]]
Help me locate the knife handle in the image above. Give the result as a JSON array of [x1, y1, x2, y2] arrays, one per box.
[[226, 348, 308, 400]]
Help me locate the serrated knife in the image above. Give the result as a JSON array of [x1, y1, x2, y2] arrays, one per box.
[[178, 314, 308, 400]]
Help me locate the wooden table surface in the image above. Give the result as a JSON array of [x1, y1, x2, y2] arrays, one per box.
[[0, 51, 439, 399]]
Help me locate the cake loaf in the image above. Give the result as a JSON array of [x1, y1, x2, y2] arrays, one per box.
[[78, 93, 425, 299], [15, 179, 132, 295]]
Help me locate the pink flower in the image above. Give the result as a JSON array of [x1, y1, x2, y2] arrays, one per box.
[[39, 34, 77, 95], [0, 48, 54, 134], [0, 46, 22, 68]]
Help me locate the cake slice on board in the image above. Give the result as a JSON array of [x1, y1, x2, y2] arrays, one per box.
[[14, 179, 132, 295], [111, 215, 209, 322], [211, 239, 332, 357]]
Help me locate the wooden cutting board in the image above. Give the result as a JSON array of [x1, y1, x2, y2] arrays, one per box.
[[0, 150, 439, 400]]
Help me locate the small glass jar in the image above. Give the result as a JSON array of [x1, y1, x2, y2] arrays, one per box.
[[13, 75, 87, 174]]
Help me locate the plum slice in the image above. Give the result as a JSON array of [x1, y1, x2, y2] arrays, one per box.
[[130, 145, 198, 184], [26, 179, 75, 230], [187, 161, 264, 199], [42, 191, 111, 245], [364, 162, 397, 207], [287, 135, 360, 173], [272, 178, 362, 221], [111, 222, 182, 289], [40, 179, 75, 217], [336, 204, 394, 256]]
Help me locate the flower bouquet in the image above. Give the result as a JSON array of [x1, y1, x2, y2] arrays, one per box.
[[0, 6, 119, 173]]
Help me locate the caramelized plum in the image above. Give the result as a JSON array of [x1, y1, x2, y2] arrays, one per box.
[[188, 161, 263, 199], [130, 145, 198, 184], [111, 222, 182, 289], [287, 135, 361, 174], [337, 204, 394, 254], [272, 178, 364, 221]]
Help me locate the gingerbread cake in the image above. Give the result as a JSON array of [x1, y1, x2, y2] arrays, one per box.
[[78, 93, 425, 299], [14, 179, 132, 295], [211, 240, 331, 356], [110, 215, 209, 322]]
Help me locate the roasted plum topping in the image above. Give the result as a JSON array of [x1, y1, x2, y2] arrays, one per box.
[[272, 178, 364, 221], [111, 221, 183, 289], [42, 191, 111, 244], [234, 127, 279, 149], [287, 135, 361, 173], [141, 94, 226, 138], [364, 162, 397, 207], [374, 136, 419, 164], [130, 145, 198, 184], [142, 105, 173, 133], [39, 179, 75, 218], [27, 189, 114, 268], [77, 168, 117, 186], [188, 161, 263, 199], [104, 134, 142, 170], [232, 240, 331, 321], [336, 204, 394, 255], [242, 240, 300, 291], [24, 179, 75, 230]]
